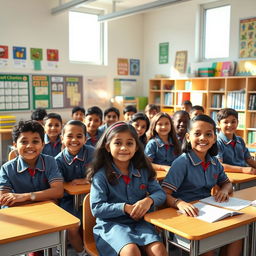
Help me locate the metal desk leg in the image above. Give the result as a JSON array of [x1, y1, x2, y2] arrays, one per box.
[[60, 230, 67, 256], [243, 224, 249, 256], [74, 195, 79, 212], [250, 222, 256, 256], [164, 230, 169, 253], [190, 240, 199, 256]]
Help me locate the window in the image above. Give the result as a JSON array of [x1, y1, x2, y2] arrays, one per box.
[[201, 3, 231, 60], [69, 10, 105, 64]]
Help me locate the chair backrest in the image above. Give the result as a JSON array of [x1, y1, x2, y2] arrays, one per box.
[[83, 193, 99, 256]]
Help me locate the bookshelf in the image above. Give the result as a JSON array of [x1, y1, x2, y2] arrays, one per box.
[[148, 76, 256, 144]]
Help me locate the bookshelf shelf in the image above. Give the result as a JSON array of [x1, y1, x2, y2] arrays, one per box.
[[148, 76, 256, 144]]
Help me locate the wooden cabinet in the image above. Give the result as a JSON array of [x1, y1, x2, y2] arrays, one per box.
[[149, 76, 256, 144]]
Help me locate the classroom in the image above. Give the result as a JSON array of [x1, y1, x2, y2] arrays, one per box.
[[1, 0, 256, 256]]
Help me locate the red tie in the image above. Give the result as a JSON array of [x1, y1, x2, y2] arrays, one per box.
[[28, 168, 36, 177], [230, 141, 236, 148], [201, 161, 210, 172], [164, 144, 170, 150], [122, 175, 131, 185]]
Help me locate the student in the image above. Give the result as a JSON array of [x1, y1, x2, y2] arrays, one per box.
[[123, 105, 137, 121], [217, 108, 256, 174], [162, 115, 241, 256], [145, 112, 181, 172], [72, 106, 85, 122], [42, 113, 62, 157], [144, 104, 160, 120], [31, 107, 47, 125], [172, 110, 190, 144], [0, 120, 64, 256], [84, 106, 103, 147], [190, 105, 204, 119], [98, 107, 120, 133], [181, 100, 192, 113], [130, 112, 150, 147], [88, 122, 167, 256], [55, 120, 94, 256]]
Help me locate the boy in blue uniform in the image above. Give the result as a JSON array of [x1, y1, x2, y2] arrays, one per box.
[[217, 108, 256, 174], [42, 113, 62, 157], [123, 104, 137, 121], [98, 107, 120, 133], [72, 106, 85, 122], [0, 120, 63, 256], [55, 120, 94, 256], [84, 106, 103, 147]]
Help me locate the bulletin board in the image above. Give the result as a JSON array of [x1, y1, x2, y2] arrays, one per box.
[[0, 73, 83, 111]]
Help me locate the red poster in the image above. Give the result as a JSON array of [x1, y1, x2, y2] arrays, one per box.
[[47, 49, 59, 61], [0, 45, 8, 59], [117, 58, 128, 75]]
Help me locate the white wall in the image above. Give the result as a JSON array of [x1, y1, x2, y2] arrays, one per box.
[[143, 0, 256, 94], [0, 0, 144, 121]]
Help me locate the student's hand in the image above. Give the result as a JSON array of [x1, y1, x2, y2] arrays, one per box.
[[0, 193, 29, 206], [70, 178, 90, 185], [214, 190, 229, 202], [176, 201, 199, 217], [130, 197, 153, 220], [242, 167, 256, 174], [124, 203, 134, 215]]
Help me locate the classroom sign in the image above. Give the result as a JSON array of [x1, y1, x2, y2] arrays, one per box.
[[159, 42, 169, 64], [0, 74, 30, 111]]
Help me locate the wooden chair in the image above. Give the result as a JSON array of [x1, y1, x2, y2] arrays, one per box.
[[83, 193, 99, 256]]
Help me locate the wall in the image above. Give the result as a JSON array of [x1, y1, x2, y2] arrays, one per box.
[[143, 0, 256, 94], [0, 0, 144, 121]]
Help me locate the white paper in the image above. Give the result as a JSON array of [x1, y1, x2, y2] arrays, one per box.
[[200, 196, 252, 211]]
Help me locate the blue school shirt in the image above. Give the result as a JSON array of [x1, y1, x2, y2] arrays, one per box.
[[217, 132, 251, 167], [90, 163, 166, 255], [42, 134, 62, 157], [0, 154, 63, 193], [144, 135, 178, 165], [98, 123, 109, 134], [55, 144, 95, 182], [162, 150, 230, 202], [85, 130, 103, 147]]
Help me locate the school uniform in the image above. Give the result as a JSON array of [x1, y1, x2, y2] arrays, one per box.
[[162, 150, 230, 202], [98, 123, 109, 134], [217, 132, 251, 167], [42, 134, 62, 157], [55, 144, 95, 217], [85, 130, 103, 147], [0, 154, 63, 194], [90, 163, 166, 256], [145, 135, 178, 166]]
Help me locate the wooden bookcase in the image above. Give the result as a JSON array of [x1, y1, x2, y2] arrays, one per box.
[[149, 76, 256, 144]]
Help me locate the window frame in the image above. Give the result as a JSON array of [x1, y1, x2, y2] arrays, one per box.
[[200, 0, 231, 61], [69, 8, 106, 65]]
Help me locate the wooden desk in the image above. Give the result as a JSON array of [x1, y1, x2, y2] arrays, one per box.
[[63, 182, 91, 211], [156, 171, 166, 181], [145, 204, 255, 256], [0, 128, 12, 165], [227, 172, 256, 190], [0, 201, 79, 256]]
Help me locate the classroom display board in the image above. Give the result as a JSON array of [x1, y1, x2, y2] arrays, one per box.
[[0, 73, 83, 111], [0, 74, 30, 111]]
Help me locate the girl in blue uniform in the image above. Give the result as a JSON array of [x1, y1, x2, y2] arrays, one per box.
[[162, 115, 242, 256], [145, 112, 181, 172], [88, 121, 167, 256], [55, 120, 94, 256], [130, 112, 150, 147]]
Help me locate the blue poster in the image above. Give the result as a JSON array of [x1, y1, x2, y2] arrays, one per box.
[[13, 46, 27, 60], [130, 59, 140, 76]]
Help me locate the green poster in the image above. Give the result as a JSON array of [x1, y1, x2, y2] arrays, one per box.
[[159, 42, 169, 64]]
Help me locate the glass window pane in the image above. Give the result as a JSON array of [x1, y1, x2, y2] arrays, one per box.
[[69, 11, 101, 63], [204, 5, 230, 59]]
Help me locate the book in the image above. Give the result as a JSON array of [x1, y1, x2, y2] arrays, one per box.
[[191, 202, 242, 223], [200, 196, 252, 210]]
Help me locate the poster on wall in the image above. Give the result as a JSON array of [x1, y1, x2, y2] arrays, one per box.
[[65, 76, 83, 108], [0, 74, 30, 111], [50, 75, 64, 108], [32, 75, 50, 109], [159, 42, 169, 64], [13, 46, 27, 68], [47, 49, 59, 69], [30, 48, 43, 71], [239, 17, 256, 58], [130, 59, 140, 76], [0, 45, 8, 68], [174, 51, 187, 73], [117, 58, 129, 75], [114, 78, 137, 96]]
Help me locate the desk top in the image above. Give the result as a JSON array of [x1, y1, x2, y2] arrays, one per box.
[[156, 171, 166, 181], [0, 201, 80, 244], [63, 182, 90, 195], [233, 187, 256, 201], [145, 204, 256, 241], [227, 172, 256, 183]]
